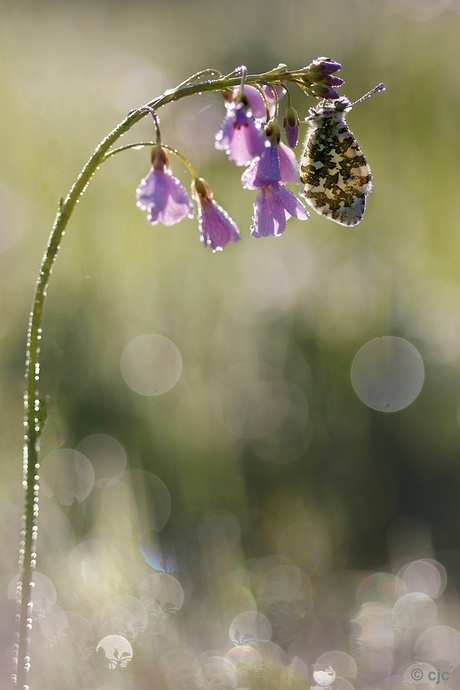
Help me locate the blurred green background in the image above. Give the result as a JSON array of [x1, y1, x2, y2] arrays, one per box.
[[3, 0, 460, 687]]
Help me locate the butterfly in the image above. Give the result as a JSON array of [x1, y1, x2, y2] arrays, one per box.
[[300, 83, 385, 226]]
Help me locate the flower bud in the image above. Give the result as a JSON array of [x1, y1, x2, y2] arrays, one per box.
[[309, 83, 341, 99], [192, 178, 240, 251], [282, 105, 299, 148], [264, 120, 281, 146], [326, 75, 345, 87], [308, 56, 342, 77]]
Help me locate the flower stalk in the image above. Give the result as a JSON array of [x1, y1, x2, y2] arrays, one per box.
[[13, 60, 346, 688]]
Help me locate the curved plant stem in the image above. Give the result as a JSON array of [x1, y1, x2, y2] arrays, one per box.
[[13, 63, 323, 689]]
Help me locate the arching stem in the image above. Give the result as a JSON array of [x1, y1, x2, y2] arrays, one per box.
[[13, 62, 329, 689]]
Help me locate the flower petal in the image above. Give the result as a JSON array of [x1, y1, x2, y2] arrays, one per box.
[[250, 187, 287, 238], [198, 199, 240, 251], [272, 184, 309, 220], [215, 102, 265, 166], [241, 143, 280, 190], [278, 143, 299, 183], [137, 168, 194, 226]]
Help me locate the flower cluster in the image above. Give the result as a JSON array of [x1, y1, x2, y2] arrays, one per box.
[[136, 58, 343, 251]]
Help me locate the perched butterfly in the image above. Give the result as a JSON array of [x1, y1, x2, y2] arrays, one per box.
[[300, 83, 385, 226]]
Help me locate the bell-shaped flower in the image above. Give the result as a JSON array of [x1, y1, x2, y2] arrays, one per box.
[[250, 182, 309, 238], [242, 142, 280, 189], [232, 84, 286, 119], [242, 121, 298, 189], [215, 101, 265, 166], [136, 145, 194, 225], [192, 178, 240, 251]]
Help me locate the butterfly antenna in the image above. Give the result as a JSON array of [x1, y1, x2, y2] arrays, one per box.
[[351, 83, 385, 107]]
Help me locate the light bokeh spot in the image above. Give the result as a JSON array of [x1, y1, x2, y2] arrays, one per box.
[[351, 336, 424, 412], [393, 592, 438, 629], [41, 449, 95, 504], [229, 611, 272, 645], [99, 595, 149, 640], [313, 666, 336, 687], [192, 654, 238, 689], [356, 572, 404, 607], [120, 333, 182, 396], [226, 644, 263, 668], [414, 625, 460, 667], [68, 539, 126, 601], [96, 634, 133, 669], [314, 651, 357, 679], [77, 434, 127, 487], [122, 470, 171, 531], [138, 572, 184, 627], [398, 559, 447, 599]]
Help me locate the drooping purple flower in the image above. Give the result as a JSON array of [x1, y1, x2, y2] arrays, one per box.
[[192, 178, 240, 251], [136, 145, 194, 226], [242, 130, 298, 189], [242, 142, 280, 189], [250, 183, 309, 238], [237, 85, 266, 118], [234, 84, 286, 118], [215, 101, 265, 166]]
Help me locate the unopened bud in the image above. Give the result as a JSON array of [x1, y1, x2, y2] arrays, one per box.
[[282, 105, 300, 148], [308, 57, 342, 77], [264, 120, 282, 146], [309, 83, 341, 99]]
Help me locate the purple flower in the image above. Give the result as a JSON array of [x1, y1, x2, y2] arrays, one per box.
[[242, 139, 297, 189], [242, 142, 280, 189], [137, 146, 194, 225], [193, 178, 240, 251], [234, 84, 285, 119], [251, 183, 309, 238], [215, 101, 265, 166], [237, 85, 266, 118]]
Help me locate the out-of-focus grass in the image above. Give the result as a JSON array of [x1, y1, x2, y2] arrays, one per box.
[[3, 1, 460, 687]]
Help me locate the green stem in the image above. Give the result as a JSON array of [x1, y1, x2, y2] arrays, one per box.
[[13, 62, 321, 689], [15, 104, 150, 690]]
